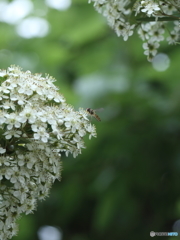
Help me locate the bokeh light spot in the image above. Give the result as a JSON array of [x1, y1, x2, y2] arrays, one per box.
[[45, 0, 71, 10], [16, 17, 49, 38], [38, 226, 62, 240], [152, 53, 170, 71], [0, 0, 33, 25]]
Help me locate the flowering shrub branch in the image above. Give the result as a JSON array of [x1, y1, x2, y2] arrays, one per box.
[[0, 66, 97, 240], [88, 0, 180, 61]]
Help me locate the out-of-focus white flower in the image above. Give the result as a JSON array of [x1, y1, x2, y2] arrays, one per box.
[[143, 40, 160, 61], [88, 0, 180, 61], [140, 1, 160, 16], [0, 65, 97, 240]]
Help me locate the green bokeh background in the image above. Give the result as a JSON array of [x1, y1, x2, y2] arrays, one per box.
[[1, 0, 180, 239]]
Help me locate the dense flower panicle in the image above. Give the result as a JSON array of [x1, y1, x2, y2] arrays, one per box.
[[0, 66, 97, 240], [89, 0, 180, 61]]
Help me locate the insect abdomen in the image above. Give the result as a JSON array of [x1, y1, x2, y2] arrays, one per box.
[[94, 114, 101, 121]]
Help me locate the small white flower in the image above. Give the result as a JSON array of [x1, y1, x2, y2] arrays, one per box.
[[122, 23, 135, 41], [0, 86, 10, 95], [86, 124, 97, 139], [167, 33, 178, 44], [0, 70, 7, 77], [141, 1, 160, 16], [0, 147, 6, 154], [19, 106, 37, 123], [5, 113, 21, 130], [10, 94, 27, 105], [143, 40, 160, 61], [33, 127, 49, 143], [138, 23, 152, 41], [0, 115, 6, 124], [4, 129, 22, 139]]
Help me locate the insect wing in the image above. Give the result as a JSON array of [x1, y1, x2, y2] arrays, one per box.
[[94, 108, 104, 112]]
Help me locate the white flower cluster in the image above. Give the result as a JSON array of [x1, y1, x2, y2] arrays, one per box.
[[0, 66, 96, 240], [88, 0, 180, 61]]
